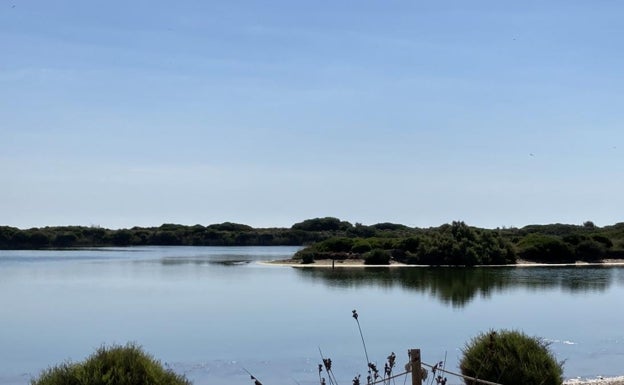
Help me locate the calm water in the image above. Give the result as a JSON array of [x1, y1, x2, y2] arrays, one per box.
[[1, 247, 623, 385]]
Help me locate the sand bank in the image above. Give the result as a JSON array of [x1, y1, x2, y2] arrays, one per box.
[[264, 258, 624, 268]]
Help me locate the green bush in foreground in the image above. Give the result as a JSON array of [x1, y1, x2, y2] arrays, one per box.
[[31, 343, 191, 385], [460, 330, 563, 385]]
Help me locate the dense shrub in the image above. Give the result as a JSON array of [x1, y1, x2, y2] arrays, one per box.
[[395, 237, 421, 253], [371, 222, 408, 231], [364, 249, 391, 265], [317, 237, 354, 253], [591, 235, 613, 248], [400, 223, 515, 266], [299, 251, 316, 264], [562, 234, 587, 246], [347, 224, 378, 238], [367, 237, 397, 250], [460, 330, 563, 385], [52, 233, 79, 247], [110, 230, 135, 246], [575, 239, 606, 261], [28, 231, 51, 248], [151, 230, 183, 246], [31, 343, 191, 385], [206, 222, 253, 232], [291, 217, 352, 231], [351, 239, 372, 253], [516, 234, 575, 262]]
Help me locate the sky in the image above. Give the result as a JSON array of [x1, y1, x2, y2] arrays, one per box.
[[1, 1, 623, 230]]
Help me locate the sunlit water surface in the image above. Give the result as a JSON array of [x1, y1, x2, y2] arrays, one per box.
[[1, 247, 623, 385]]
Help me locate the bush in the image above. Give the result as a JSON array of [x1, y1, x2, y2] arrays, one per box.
[[591, 235, 613, 249], [291, 217, 352, 231], [575, 239, 606, 261], [516, 234, 575, 262], [364, 249, 391, 265], [317, 237, 354, 253], [31, 343, 191, 385], [351, 239, 372, 253], [460, 330, 563, 385], [395, 236, 421, 253], [300, 251, 315, 264]]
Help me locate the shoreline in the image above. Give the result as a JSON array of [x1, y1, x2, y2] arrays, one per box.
[[263, 258, 624, 268], [565, 376, 624, 385]]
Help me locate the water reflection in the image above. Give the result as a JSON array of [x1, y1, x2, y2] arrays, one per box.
[[160, 255, 253, 266], [295, 266, 618, 307]]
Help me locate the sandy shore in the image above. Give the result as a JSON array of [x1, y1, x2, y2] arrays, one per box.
[[264, 258, 624, 268]]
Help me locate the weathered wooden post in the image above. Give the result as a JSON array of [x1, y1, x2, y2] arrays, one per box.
[[409, 349, 422, 385]]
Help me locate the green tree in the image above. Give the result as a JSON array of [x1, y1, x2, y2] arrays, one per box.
[[291, 217, 352, 231]]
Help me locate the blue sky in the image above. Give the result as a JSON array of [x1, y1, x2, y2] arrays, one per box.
[[1, 1, 623, 229]]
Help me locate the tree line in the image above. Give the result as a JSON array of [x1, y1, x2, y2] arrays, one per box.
[[1, 217, 623, 265], [292, 219, 624, 265], [0, 222, 323, 249]]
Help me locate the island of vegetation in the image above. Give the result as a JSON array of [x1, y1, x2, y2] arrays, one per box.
[[2, 217, 623, 266]]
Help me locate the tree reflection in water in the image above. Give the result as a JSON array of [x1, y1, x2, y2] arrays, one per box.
[[294, 266, 618, 308]]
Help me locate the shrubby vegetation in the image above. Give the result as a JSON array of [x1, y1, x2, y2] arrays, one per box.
[[0, 221, 325, 249], [2, 217, 624, 266], [291, 217, 352, 232], [294, 221, 516, 266], [292, 220, 624, 265], [364, 249, 391, 265], [31, 343, 190, 385], [460, 330, 563, 385]]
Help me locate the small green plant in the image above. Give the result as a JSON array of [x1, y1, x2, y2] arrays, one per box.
[[460, 330, 563, 385], [31, 343, 191, 385]]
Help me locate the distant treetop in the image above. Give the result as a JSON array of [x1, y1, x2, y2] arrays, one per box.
[[291, 217, 353, 232]]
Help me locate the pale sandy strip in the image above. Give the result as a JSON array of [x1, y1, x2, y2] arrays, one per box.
[[262, 259, 624, 268]]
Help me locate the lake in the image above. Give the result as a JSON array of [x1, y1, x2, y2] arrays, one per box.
[[1, 246, 623, 385]]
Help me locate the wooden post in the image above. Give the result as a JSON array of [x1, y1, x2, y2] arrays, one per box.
[[409, 349, 422, 385]]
